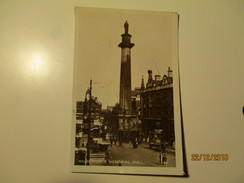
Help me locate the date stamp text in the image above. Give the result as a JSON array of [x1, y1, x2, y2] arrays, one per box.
[[191, 154, 229, 161]]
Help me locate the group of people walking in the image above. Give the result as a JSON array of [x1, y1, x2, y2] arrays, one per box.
[[159, 152, 168, 165], [109, 135, 123, 146]]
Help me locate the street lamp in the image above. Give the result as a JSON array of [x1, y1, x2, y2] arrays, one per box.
[[85, 79, 92, 165]]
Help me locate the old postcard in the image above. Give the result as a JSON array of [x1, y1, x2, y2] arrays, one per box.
[[71, 7, 184, 176]]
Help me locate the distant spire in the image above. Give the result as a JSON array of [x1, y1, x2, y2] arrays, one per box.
[[124, 21, 129, 34], [141, 76, 145, 90]]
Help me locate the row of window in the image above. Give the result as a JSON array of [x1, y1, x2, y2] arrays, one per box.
[[142, 105, 174, 118], [140, 88, 173, 118]]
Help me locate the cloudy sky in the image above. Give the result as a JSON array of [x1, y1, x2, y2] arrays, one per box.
[[73, 7, 178, 108]]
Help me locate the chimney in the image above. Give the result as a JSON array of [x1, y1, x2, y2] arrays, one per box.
[[148, 70, 153, 82], [141, 76, 145, 90]]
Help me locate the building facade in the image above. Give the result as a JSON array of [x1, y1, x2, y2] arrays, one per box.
[[140, 67, 175, 146], [75, 97, 102, 149]]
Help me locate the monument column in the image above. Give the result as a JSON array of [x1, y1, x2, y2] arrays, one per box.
[[118, 21, 134, 114]]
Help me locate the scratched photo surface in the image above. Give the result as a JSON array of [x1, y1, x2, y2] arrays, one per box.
[[71, 7, 184, 176]]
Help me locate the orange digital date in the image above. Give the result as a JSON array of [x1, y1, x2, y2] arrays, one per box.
[[191, 154, 228, 161]]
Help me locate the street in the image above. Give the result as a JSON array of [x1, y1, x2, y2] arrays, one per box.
[[89, 142, 176, 167]]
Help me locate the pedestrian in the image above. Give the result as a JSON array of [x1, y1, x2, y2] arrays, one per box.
[[106, 133, 109, 141], [135, 138, 138, 148], [159, 151, 164, 164], [110, 136, 113, 147], [119, 138, 123, 146], [147, 137, 149, 143], [163, 154, 168, 165], [105, 149, 112, 165], [114, 136, 117, 146]]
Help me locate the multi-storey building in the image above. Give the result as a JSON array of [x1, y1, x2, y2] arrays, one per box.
[[140, 67, 174, 146], [75, 97, 102, 148]]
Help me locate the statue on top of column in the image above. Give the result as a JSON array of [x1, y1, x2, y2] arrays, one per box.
[[124, 21, 129, 34]]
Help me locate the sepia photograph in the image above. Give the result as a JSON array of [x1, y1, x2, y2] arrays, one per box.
[[71, 7, 184, 176]]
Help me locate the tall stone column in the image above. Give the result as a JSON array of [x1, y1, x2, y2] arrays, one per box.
[[118, 21, 134, 115]]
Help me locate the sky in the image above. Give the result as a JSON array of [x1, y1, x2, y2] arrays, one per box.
[[73, 7, 178, 109]]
